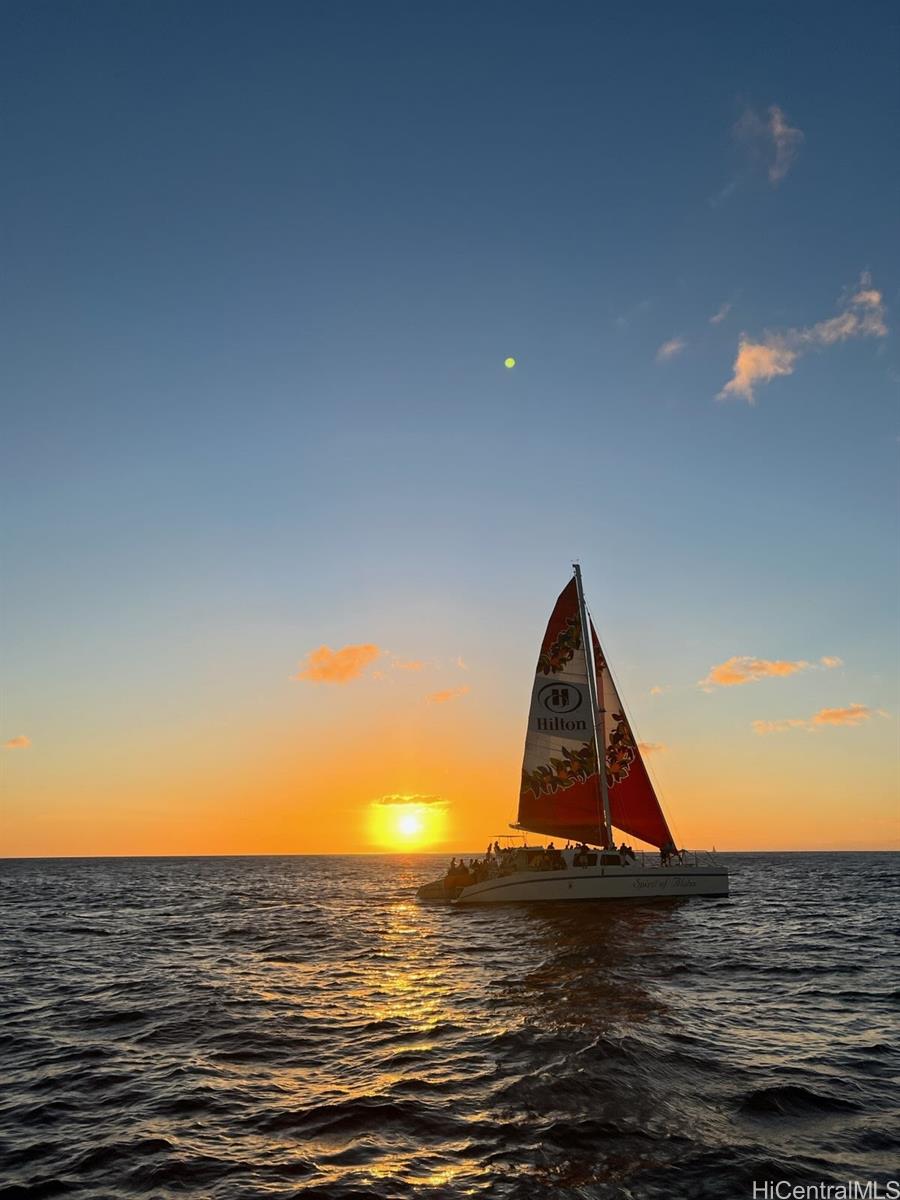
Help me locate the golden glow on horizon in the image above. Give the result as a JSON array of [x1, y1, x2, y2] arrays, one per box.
[[368, 798, 448, 849]]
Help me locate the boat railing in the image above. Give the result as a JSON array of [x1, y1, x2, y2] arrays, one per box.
[[638, 849, 700, 868]]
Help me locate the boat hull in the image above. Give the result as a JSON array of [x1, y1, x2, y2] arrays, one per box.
[[418, 864, 729, 904]]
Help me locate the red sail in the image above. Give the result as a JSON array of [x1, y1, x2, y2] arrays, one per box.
[[591, 622, 674, 850], [516, 579, 609, 847]]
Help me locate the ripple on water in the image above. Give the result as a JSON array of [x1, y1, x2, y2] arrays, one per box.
[[0, 852, 897, 1198]]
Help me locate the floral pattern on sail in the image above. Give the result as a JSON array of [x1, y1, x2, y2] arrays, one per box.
[[605, 711, 636, 788], [537, 614, 581, 675], [521, 742, 597, 799]]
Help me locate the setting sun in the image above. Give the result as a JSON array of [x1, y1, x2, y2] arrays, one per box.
[[397, 811, 423, 838], [369, 797, 447, 849]]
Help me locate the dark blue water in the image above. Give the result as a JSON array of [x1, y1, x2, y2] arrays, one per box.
[[0, 853, 897, 1198]]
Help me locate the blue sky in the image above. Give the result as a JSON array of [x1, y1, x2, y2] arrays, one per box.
[[1, 1, 897, 851]]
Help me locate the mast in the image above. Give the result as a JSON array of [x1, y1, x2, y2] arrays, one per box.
[[573, 562, 612, 848]]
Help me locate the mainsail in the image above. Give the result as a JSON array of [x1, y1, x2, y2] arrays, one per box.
[[516, 573, 674, 849]]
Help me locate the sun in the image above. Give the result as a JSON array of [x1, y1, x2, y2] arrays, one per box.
[[369, 798, 446, 848], [396, 811, 424, 839]]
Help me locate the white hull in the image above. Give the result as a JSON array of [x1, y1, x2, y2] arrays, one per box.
[[419, 860, 729, 905]]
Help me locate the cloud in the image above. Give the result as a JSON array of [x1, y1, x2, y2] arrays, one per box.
[[734, 104, 804, 185], [820, 656, 844, 669], [4, 735, 30, 749], [427, 685, 470, 704], [375, 793, 446, 806], [455, 656, 469, 671], [393, 659, 426, 671], [753, 703, 885, 734], [656, 337, 686, 362], [812, 703, 874, 727], [649, 685, 666, 696], [718, 274, 888, 403], [702, 656, 811, 688], [710, 302, 732, 325], [638, 741, 667, 755], [614, 298, 652, 333], [752, 718, 812, 735], [293, 643, 381, 683], [766, 105, 804, 183]]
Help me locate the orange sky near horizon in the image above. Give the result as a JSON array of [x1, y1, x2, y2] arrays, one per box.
[[3, 679, 897, 857]]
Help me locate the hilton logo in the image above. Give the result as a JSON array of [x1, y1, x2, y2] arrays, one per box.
[[535, 682, 587, 732]]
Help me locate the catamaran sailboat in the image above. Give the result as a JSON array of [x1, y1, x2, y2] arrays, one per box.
[[417, 565, 729, 904]]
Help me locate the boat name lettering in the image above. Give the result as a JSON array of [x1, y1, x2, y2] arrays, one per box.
[[632, 878, 697, 890]]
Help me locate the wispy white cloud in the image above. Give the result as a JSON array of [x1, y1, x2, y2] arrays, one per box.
[[455, 656, 469, 671], [709, 301, 732, 325], [712, 103, 803, 205], [718, 274, 888, 403], [656, 337, 686, 363], [638, 741, 667, 755], [614, 298, 652, 333], [734, 103, 804, 185]]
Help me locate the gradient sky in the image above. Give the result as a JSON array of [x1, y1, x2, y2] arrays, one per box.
[[2, 1, 898, 855]]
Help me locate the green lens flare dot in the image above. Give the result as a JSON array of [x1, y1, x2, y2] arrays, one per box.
[[504, 357, 516, 368]]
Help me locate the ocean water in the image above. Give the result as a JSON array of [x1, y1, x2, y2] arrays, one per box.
[[0, 852, 897, 1199]]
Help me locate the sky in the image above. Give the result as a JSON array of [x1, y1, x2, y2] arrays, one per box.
[[1, 1, 898, 855]]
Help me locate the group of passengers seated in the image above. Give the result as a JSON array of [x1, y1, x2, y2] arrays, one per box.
[[617, 841, 637, 862], [534, 842, 566, 871]]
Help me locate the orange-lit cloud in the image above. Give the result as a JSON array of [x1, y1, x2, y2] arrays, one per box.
[[656, 337, 686, 362], [392, 659, 426, 671], [3, 735, 31, 750], [427, 685, 470, 704], [820, 656, 844, 669], [719, 274, 888, 403], [293, 643, 381, 683], [703, 656, 811, 687], [813, 703, 876, 727], [754, 703, 884, 734], [376, 792, 446, 806], [638, 741, 667, 755], [649, 684, 666, 696]]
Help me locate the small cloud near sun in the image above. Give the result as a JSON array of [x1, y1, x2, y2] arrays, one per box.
[[293, 643, 381, 683], [638, 741, 667, 755], [375, 793, 446, 806], [426, 685, 470, 704]]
